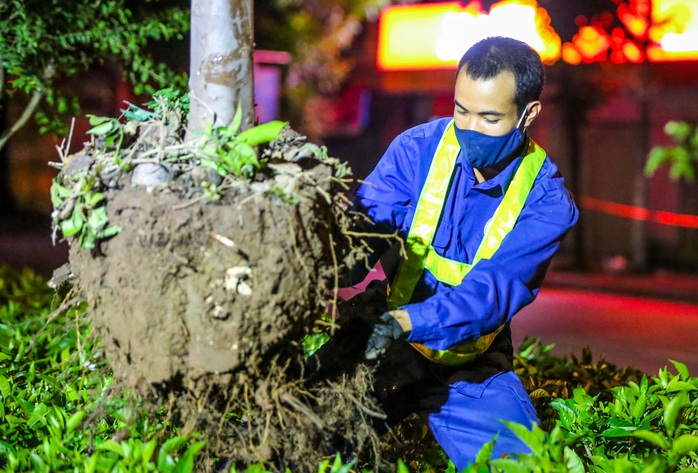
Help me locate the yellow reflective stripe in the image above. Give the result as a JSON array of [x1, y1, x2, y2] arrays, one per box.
[[387, 120, 460, 310], [409, 324, 505, 366], [424, 247, 472, 286], [424, 139, 546, 288], [474, 139, 547, 262]]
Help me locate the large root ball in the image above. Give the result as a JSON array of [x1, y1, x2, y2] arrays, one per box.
[[70, 159, 340, 387]]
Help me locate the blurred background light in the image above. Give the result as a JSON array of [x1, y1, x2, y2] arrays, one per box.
[[377, 0, 698, 69]]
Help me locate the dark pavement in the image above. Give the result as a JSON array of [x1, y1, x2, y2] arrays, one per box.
[[514, 269, 698, 376], [544, 269, 698, 304], [512, 286, 698, 376]]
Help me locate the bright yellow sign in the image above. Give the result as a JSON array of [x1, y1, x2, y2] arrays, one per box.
[[377, 0, 561, 71]]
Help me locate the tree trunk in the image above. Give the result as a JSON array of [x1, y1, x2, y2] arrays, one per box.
[[187, 0, 254, 137]]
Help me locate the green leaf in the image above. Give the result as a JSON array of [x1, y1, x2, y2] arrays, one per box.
[[50, 181, 72, 208], [327, 452, 355, 473], [140, 440, 157, 465], [665, 121, 692, 142], [30, 452, 49, 473], [61, 208, 85, 237], [87, 192, 105, 207], [444, 460, 459, 473], [86, 121, 118, 136], [246, 463, 269, 473], [228, 105, 243, 135], [633, 429, 670, 449], [122, 101, 154, 122], [632, 393, 647, 422], [602, 426, 638, 437], [395, 458, 410, 473], [159, 435, 191, 470], [86, 206, 109, 232], [87, 114, 112, 126], [669, 434, 698, 459], [96, 224, 122, 240], [670, 360, 691, 380], [564, 446, 585, 473], [237, 121, 287, 146], [66, 410, 85, 433], [671, 159, 695, 181], [474, 435, 496, 464], [502, 421, 543, 451], [489, 458, 529, 473], [664, 390, 688, 437], [643, 146, 668, 177], [172, 440, 206, 473], [317, 458, 330, 473], [0, 374, 12, 398], [96, 439, 126, 456]]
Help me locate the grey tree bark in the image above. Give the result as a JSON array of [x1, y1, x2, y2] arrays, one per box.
[[188, 0, 254, 138]]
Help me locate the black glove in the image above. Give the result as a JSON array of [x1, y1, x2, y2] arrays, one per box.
[[365, 312, 404, 360]]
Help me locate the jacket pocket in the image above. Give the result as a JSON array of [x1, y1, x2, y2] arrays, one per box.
[[451, 371, 505, 399], [431, 222, 453, 252]]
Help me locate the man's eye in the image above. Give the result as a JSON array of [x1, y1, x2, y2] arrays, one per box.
[[484, 118, 499, 124]]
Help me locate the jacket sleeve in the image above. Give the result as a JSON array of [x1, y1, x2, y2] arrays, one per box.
[[403, 178, 579, 351]]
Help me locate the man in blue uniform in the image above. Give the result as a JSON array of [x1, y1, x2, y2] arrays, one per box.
[[337, 36, 578, 469]]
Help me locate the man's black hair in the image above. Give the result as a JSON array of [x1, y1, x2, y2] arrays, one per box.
[[457, 36, 545, 115]]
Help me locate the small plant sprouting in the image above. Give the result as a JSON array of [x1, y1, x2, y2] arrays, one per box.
[[50, 90, 288, 250], [197, 105, 287, 180]]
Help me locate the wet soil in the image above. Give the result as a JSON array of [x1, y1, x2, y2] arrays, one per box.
[[71, 162, 336, 386]]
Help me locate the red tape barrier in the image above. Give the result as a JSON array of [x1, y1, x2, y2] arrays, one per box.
[[580, 196, 698, 229]]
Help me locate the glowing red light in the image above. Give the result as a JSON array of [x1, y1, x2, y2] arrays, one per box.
[[581, 196, 698, 229], [562, 0, 698, 64]]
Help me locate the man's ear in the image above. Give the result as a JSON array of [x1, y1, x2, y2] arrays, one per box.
[[523, 101, 542, 128]]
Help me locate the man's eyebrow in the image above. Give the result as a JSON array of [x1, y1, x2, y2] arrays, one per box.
[[453, 99, 505, 117], [453, 99, 467, 111]]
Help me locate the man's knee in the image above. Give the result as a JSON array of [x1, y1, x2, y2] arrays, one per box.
[[428, 371, 538, 470]]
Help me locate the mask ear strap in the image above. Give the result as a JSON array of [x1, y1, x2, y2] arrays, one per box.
[[516, 103, 531, 129]]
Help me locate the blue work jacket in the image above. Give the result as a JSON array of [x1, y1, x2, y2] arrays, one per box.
[[354, 117, 579, 352]]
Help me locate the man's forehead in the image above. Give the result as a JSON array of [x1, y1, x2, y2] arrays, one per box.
[[455, 70, 517, 110]]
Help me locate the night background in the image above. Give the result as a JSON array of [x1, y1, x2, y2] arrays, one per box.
[[2, 1, 698, 470]]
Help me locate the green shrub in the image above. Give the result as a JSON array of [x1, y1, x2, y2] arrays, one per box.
[[2, 266, 697, 472], [0, 267, 203, 472], [514, 337, 646, 430], [461, 358, 698, 472]]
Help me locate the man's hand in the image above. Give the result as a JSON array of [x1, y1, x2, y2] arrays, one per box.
[[365, 312, 405, 360]]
